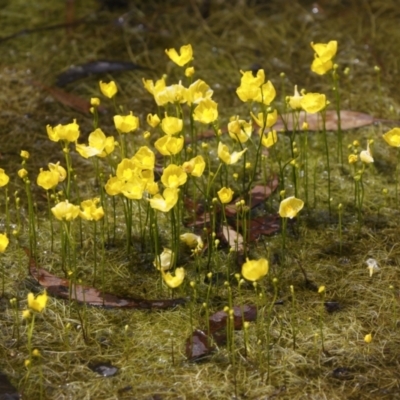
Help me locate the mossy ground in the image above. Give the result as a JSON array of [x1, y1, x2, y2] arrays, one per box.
[[1, 0, 400, 399]]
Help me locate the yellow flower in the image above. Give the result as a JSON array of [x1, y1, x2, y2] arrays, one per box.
[[311, 57, 333, 75], [287, 85, 303, 110], [156, 82, 187, 105], [51, 200, 80, 221], [46, 119, 80, 143], [0, 233, 9, 252], [359, 142, 374, 164], [180, 233, 203, 250], [251, 109, 278, 129], [241, 258, 269, 281], [364, 333, 372, 344], [132, 146, 155, 170], [348, 154, 358, 164], [155, 135, 184, 156], [165, 44, 193, 67], [153, 248, 174, 271], [75, 143, 101, 159], [182, 155, 206, 177], [99, 80, 118, 98], [383, 127, 400, 147], [161, 164, 187, 188], [217, 187, 234, 204], [105, 176, 123, 196], [318, 285, 326, 294], [162, 267, 185, 288], [228, 117, 252, 143], [186, 79, 213, 105], [114, 111, 139, 133], [48, 162, 67, 182], [0, 169, 10, 187], [91, 97, 100, 106], [37, 169, 59, 190], [79, 198, 104, 221], [161, 114, 183, 135], [148, 188, 179, 212], [20, 150, 30, 159], [116, 158, 138, 182], [147, 113, 161, 128], [236, 70, 276, 104], [185, 66, 195, 77], [260, 130, 278, 148], [311, 40, 338, 63], [217, 142, 247, 165], [279, 196, 304, 219], [18, 169, 28, 179], [121, 177, 145, 200], [300, 93, 326, 114], [310, 41, 337, 75], [88, 128, 115, 157], [143, 77, 166, 105], [27, 291, 48, 313], [193, 98, 218, 124], [22, 309, 31, 319]]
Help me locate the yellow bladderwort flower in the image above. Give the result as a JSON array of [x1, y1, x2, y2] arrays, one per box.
[[37, 169, 59, 190], [364, 333, 372, 344], [132, 146, 155, 170], [0, 169, 10, 187], [79, 198, 104, 221], [165, 44, 193, 67], [116, 158, 138, 182], [310, 40, 337, 75], [279, 196, 304, 219], [217, 142, 247, 165], [22, 309, 31, 319], [161, 164, 187, 188], [383, 127, 400, 147], [155, 135, 184, 156], [182, 155, 206, 177], [48, 162, 67, 182], [360, 142, 374, 164], [193, 98, 218, 124], [318, 285, 326, 294], [260, 130, 278, 148], [154, 248, 174, 271], [0, 233, 9, 252], [148, 188, 179, 212], [185, 66, 195, 77], [18, 169, 28, 179], [217, 187, 234, 204], [186, 79, 213, 105], [99, 80, 118, 98], [228, 117, 252, 143], [251, 109, 278, 129], [51, 200, 80, 221], [311, 40, 338, 63], [236, 69, 276, 104], [156, 82, 188, 106], [88, 128, 115, 158], [105, 176, 123, 196], [75, 143, 101, 159], [46, 119, 80, 143], [114, 111, 139, 133], [348, 154, 358, 164], [180, 233, 203, 251], [121, 176, 145, 200], [287, 85, 303, 110], [311, 57, 333, 75], [20, 150, 30, 159], [143, 77, 166, 105], [27, 291, 48, 313], [300, 93, 326, 114], [241, 258, 269, 281], [147, 113, 161, 128], [161, 114, 183, 135], [91, 97, 100, 106], [162, 267, 185, 288]]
